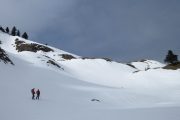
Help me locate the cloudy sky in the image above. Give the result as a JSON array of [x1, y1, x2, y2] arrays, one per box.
[[0, 0, 179, 62]]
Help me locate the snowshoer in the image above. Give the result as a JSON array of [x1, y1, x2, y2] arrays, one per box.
[[31, 88, 35, 100], [36, 89, 40, 100]]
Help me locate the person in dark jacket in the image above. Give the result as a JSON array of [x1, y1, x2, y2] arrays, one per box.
[[31, 88, 35, 100], [36, 89, 40, 100]]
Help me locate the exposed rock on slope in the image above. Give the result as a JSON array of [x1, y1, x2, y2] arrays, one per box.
[[126, 63, 137, 69], [163, 62, 180, 70], [0, 47, 14, 65], [47, 60, 63, 70], [15, 39, 54, 52], [61, 54, 76, 60]]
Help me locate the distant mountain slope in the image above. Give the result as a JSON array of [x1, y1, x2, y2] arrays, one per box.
[[0, 31, 178, 88]]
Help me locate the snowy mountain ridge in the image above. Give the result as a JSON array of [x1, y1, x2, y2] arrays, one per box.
[[0, 31, 169, 87], [1, 31, 180, 120], [0, 31, 165, 70]]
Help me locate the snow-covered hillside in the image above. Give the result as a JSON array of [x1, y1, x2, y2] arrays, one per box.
[[130, 59, 164, 71], [0, 31, 180, 120]]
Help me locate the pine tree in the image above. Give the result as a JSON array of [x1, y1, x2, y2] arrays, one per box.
[[11, 26, 17, 36], [0, 26, 5, 32], [17, 30, 20, 36], [6, 27, 9, 33], [22, 32, 28, 39], [164, 50, 178, 64]]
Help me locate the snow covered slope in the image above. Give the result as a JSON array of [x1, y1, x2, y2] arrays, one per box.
[[130, 59, 165, 71], [0, 31, 180, 120]]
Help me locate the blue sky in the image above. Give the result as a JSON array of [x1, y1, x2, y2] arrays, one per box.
[[0, 0, 179, 62]]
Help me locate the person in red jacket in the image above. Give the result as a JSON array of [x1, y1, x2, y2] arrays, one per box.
[[31, 88, 35, 100], [36, 89, 40, 100]]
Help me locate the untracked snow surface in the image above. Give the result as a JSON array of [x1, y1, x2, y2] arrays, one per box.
[[0, 32, 180, 120]]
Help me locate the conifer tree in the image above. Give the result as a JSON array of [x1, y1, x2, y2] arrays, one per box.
[[0, 26, 5, 32], [17, 30, 20, 36], [22, 32, 28, 39], [164, 50, 178, 64], [6, 27, 9, 33], [11, 26, 17, 36]]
